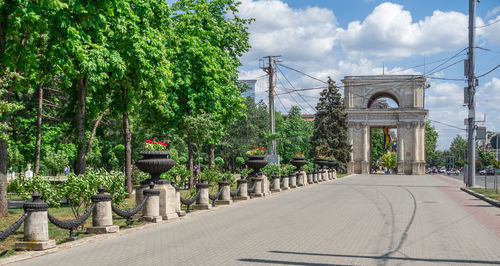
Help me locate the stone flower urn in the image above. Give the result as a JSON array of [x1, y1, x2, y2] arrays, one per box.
[[326, 160, 337, 169], [245, 155, 268, 174], [290, 157, 307, 170], [135, 150, 175, 183], [315, 158, 329, 168]]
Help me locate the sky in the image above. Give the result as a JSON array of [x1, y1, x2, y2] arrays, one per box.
[[235, 0, 500, 150]]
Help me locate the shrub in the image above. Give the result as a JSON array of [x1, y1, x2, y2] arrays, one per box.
[[280, 164, 296, 175], [200, 169, 223, 185], [60, 169, 128, 218], [8, 174, 60, 207], [261, 163, 281, 179], [214, 157, 224, 167], [161, 164, 191, 187], [132, 165, 150, 185], [235, 156, 244, 165]]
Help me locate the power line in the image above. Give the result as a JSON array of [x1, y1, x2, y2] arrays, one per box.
[[274, 74, 312, 113], [275, 65, 317, 112], [277, 63, 328, 84], [477, 64, 500, 78], [428, 119, 466, 131], [426, 47, 467, 75], [475, 17, 500, 28]]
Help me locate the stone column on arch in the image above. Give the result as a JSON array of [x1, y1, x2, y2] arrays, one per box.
[[397, 122, 405, 175], [360, 122, 370, 174]]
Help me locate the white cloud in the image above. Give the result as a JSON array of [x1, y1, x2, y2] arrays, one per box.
[[338, 2, 470, 58], [238, 0, 339, 62], [476, 77, 500, 133], [480, 15, 500, 45], [486, 6, 500, 19], [425, 82, 467, 149]]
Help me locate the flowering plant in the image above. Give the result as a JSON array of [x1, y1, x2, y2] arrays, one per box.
[[246, 146, 266, 156], [316, 154, 334, 160], [145, 139, 168, 151], [294, 152, 305, 157]]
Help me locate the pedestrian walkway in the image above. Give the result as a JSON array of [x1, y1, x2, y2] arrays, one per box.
[[8, 174, 500, 265]]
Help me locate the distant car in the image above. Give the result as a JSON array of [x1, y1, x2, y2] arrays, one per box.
[[432, 168, 438, 173], [447, 169, 460, 175], [439, 167, 446, 173], [487, 168, 496, 175], [479, 169, 487, 175]]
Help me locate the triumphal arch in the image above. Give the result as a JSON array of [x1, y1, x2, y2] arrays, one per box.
[[342, 75, 428, 175]]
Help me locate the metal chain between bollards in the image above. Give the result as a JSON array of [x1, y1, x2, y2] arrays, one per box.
[[209, 187, 224, 207], [180, 189, 201, 213], [247, 181, 257, 193], [111, 195, 149, 227], [230, 184, 241, 197], [48, 204, 95, 241], [0, 213, 28, 242]]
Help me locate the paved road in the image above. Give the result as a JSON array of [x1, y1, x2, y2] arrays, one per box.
[[445, 173, 500, 189], [10, 174, 500, 266]]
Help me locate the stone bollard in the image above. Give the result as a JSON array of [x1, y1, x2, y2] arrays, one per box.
[[15, 192, 56, 251], [194, 180, 212, 210], [289, 172, 297, 188], [271, 175, 281, 192], [87, 186, 119, 234], [261, 173, 271, 196], [174, 187, 186, 217], [332, 169, 337, 179], [307, 173, 313, 184], [217, 178, 232, 205], [297, 171, 304, 187], [155, 179, 179, 221], [234, 178, 249, 201], [324, 169, 329, 181], [313, 171, 318, 183], [142, 183, 162, 223], [250, 176, 264, 197], [281, 174, 290, 190], [329, 169, 334, 180]]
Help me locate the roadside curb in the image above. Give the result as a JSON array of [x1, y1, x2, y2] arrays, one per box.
[[460, 187, 500, 208]]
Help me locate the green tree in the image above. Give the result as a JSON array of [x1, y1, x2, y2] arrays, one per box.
[[478, 149, 496, 168], [371, 129, 386, 166], [276, 106, 314, 163], [311, 77, 350, 166], [380, 152, 397, 171], [169, 0, 251, 172], [425, 121, 438, 165], [449, 135, 467, 167]]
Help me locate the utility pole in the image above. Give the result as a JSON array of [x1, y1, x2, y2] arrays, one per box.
[[466, 0, 478, 187], [260, 55, 281, 156]]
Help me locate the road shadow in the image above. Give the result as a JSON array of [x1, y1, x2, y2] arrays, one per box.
[[244, 250, 500, 265]]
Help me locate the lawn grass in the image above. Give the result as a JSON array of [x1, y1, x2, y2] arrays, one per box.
[[0, 197, 143, 259], [337, 174, 349, 178], [470, 188, 500, 201]]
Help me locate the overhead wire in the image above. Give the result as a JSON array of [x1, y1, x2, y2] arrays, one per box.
[[475, 17, 500, 28], [477, 64, 500, 78], [277, 63, 328, 84], [275, 64, 317, 112], [275, 74, 312, 113]]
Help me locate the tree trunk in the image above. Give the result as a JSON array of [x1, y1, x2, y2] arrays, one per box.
[[209, 144, 215, 169], [187, 128, 194, 187], [85, 112, 105, 159], [75, 76, 88, 175], [0, 142, 7, 217], [122, 86, 132, 197], [34, 83, 43, 174]]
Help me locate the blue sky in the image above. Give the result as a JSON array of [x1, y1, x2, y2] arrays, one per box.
[[235, 0, 500, 150]]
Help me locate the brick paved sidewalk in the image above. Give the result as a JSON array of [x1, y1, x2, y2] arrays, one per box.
[[7, 174, 500, 266]]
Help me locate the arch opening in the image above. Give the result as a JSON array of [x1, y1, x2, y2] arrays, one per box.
[[367, 92, 399, 109]]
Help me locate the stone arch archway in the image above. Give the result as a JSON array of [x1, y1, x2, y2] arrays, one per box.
[[342, 75, 428, 175]]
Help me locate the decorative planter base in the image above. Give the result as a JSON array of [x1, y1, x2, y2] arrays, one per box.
[[250, 193, 263, 198], [177, 210, 187, 217], [271, 188, 281, 192], [86, 225, 119, 234], [163, 213, 179, 220], [16, 240, 56, 251]]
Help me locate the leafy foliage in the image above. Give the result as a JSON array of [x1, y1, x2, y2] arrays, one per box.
[[8, 175, 60, 207], [380, 152, 397, 170], [311, 77, 350, 167], [60, 169, 128, 218]]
